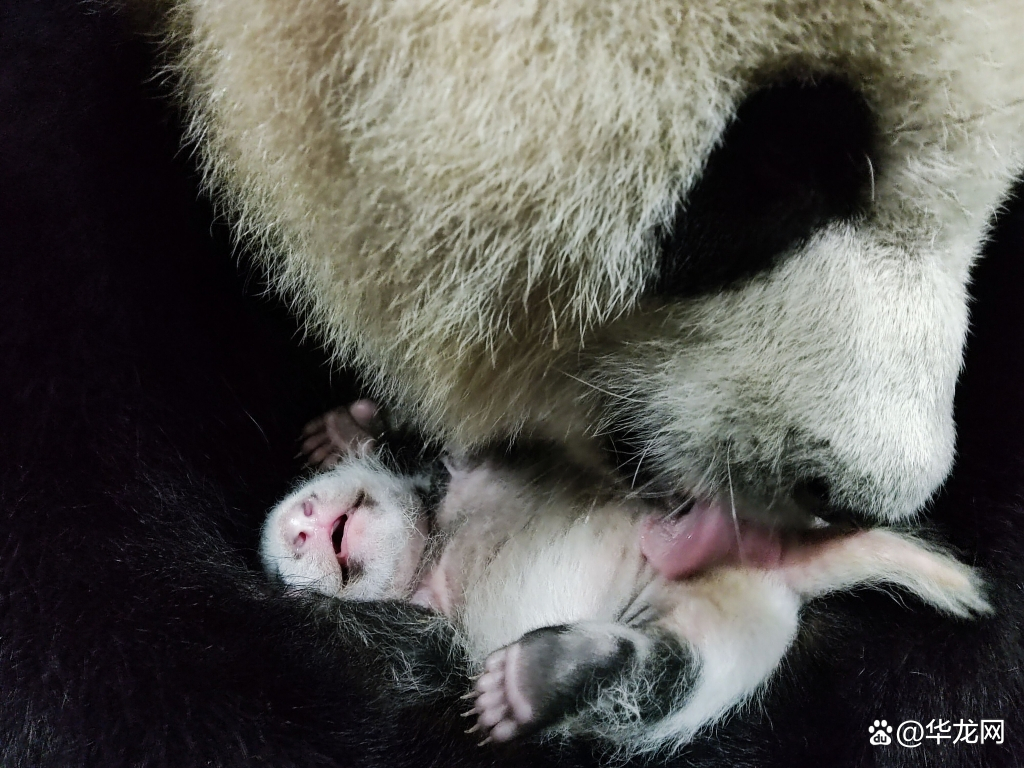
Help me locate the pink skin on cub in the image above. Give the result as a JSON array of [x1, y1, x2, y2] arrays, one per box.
[[639, 499, 784, 578], [276, 494, 363, 580], [301, 401, 793, 586]]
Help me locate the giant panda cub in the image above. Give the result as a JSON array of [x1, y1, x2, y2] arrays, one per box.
[[261, 400, 988, 756]]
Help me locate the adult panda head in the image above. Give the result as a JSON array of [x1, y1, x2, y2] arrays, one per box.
[[172, 0, 1024, 525]]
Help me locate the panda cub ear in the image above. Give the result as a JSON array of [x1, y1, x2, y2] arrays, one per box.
[[657, 78, 876, 298]]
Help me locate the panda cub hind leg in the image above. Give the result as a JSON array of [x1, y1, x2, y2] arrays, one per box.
[[470, 621, 693, 744]]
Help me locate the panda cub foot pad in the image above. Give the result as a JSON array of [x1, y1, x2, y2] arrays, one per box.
[[469, 624, 638, 743]]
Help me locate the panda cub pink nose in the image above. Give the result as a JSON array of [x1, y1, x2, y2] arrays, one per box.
[[279, 496, 348, 558]]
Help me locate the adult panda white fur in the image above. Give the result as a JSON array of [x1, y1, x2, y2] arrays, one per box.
[[168, 0, 1024, 527]]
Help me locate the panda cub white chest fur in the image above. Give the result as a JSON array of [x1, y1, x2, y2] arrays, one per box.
[[261, 437, 989, 754], [417, 459, 652, 656]]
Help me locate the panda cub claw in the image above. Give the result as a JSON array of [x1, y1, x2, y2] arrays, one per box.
[[472, 642, 535, 742]]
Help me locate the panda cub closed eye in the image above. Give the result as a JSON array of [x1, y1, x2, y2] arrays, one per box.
[[261, 401, 989, 754]]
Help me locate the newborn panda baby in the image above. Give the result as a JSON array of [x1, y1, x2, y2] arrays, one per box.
[[261, 402, 989, 754]]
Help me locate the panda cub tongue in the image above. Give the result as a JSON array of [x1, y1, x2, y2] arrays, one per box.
[[640, 499, 783, 579]]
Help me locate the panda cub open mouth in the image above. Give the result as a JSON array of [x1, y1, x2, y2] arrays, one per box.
[[331, 514, 350, 583]]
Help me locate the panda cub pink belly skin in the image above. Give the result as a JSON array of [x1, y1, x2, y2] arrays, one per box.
[[261, 404, 990, 754]]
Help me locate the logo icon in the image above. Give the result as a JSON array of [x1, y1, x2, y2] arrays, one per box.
[[869, 720, 893, 746]]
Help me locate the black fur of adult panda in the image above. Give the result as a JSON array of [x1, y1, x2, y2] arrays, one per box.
[[262, 402, 987, 755]]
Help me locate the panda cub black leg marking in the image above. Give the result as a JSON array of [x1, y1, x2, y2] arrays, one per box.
[[472, 622, 653, 741]]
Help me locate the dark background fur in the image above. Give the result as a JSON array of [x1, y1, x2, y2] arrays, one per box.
[[1, 3, 1021, 766]]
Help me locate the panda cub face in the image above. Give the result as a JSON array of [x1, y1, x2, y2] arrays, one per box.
[[260, 459, 428, 601], [182, 0, 1024, 526]]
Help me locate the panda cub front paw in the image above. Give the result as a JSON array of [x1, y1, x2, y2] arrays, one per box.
[[300, 398, 383, 468]]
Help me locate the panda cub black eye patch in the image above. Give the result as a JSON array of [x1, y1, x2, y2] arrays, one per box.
[[656, 78, 876, 298]]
